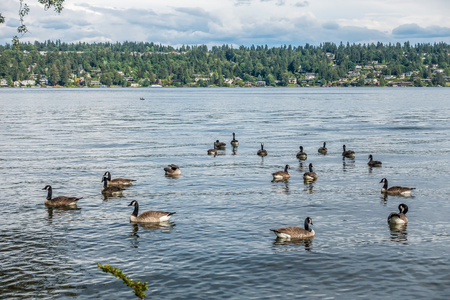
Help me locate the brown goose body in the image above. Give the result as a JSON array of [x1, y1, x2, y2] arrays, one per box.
[[368, 155, 382, 167], [257, 143, 268, 156], [164, 164, 181, 176], [318, 142, 328, 154], [388, 204, 409, 225], [103, 171, 135, 187], [380, 178, 415, 196], [102, 176, 124, 196], [272, 164, 290, 180], [207, 144, 219, 156], [42, 185, 81, 207], [231, 133, 239, 147], [214, 140, 226, 150], [296, 146, 307, 160], [128, 200, 176, 223], [271, 217, 315, 240], [303, 163, 318, 181], [342, 145, 355, 158]]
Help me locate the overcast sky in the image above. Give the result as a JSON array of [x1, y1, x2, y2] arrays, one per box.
[[1, 0, 450, 47]]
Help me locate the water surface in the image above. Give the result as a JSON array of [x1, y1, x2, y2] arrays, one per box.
[[1, 87, 449, 299]]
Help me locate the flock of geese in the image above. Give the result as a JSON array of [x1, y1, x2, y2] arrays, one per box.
[[42, 133, 416, 241]]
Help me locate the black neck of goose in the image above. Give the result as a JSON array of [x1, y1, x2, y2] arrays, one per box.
[[284, 165, 289, 172], [402, 206, 408, 214], [300, 146, 303, 151], [309, 164, 313, 172], [103, 178, 108, 189], [323, 142, 326, 148], [382, 180, 388, 189], [304, 219, 312, 232], [233, 133, 236, 139], [132, 203, 139, 217], [343, 145, 346, 151], [261, 144, 264, 150], [46, 188, 52, 200]]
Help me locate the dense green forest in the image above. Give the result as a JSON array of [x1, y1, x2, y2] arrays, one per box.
[[0, 41, 449, 87]]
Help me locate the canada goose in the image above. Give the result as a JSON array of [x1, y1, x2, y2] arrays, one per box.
[[303, 163, 318, 181], [272, 165, 290, 181], [257, 143, 268, 156], [368, 155, 382, 167], [42, 185, 82, 207], [231, 132, 239, 147], [388, 203, 408, 225], [164, 164, 181, 176], [318, 142, 328, 154], [102, 176, 124, 196], [128, 200, 176, 223], [380, 178, 415, 196], [296, 146, 307, 160], [207, 144, 219, 156], [342, 145, 355, 158], [270, 217, 315, 240], [103, 171, 136, 187], [214, 140, 226, 150]]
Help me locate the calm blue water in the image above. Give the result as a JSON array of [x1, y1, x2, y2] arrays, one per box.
[[1, 87, 449, 299]]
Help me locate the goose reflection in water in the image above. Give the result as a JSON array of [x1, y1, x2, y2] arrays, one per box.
[[303, 182, 315, 194], [389, 224, 408, 244], [46, 206, 81, 223], [342, 158, 355, 172], [272, 180, 290, 195], [273, 237, 314, 252]]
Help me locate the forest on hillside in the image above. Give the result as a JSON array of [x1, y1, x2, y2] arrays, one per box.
[[0, 41, 449, 87]]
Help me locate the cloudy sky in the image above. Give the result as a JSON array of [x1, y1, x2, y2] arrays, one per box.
[[1, 0, 450, 47]]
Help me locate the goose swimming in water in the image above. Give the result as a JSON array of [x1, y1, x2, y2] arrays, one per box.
[[230, 133, 239, 147], [102, 176, 124, 196], [303, 163, 318, 181], [342, 145, 355, 158], [388, 203, 408, 225], [368, 155, 382, 167], [164, 164, 181, 176], [207, 144, 219, 156], [296, 146, 307, 160], [103, 171, 136, 187], [42, 185, 82, 207], [270, 217, 315, 240], [214, 140, 226, 150], [380, 178, 415, 196], [318, 142, 327, 154], [272, 165, 290, 181], [257, 143, 268, 156], [128, 200, 176, 223]]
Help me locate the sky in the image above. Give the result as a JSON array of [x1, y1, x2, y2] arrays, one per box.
[[1, 0, 450, 47]]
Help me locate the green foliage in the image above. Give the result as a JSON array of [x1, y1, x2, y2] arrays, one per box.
[[1, 41, 449, 87], [97, 263, 148, 299]]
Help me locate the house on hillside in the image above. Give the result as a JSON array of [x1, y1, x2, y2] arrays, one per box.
[[305, 73, 316, 80]]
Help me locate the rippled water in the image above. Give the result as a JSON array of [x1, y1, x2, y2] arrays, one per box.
[[1, 87, 449, 299]]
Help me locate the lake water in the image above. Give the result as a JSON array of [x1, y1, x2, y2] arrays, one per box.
[[1, 87, 449, 299]]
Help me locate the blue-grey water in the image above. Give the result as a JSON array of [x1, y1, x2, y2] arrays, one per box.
[[0, 87, 449, 299]]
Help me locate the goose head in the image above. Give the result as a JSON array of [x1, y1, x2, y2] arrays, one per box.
[[304, 217, 313, 231]]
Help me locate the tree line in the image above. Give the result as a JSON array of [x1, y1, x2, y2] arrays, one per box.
[[0, 40, 449, 87]]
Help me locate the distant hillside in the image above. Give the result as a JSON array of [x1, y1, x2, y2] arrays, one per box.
[[0, 41, 449, 87]]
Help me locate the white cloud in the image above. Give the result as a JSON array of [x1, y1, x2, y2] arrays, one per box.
[[0, 0, 449, 46]]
